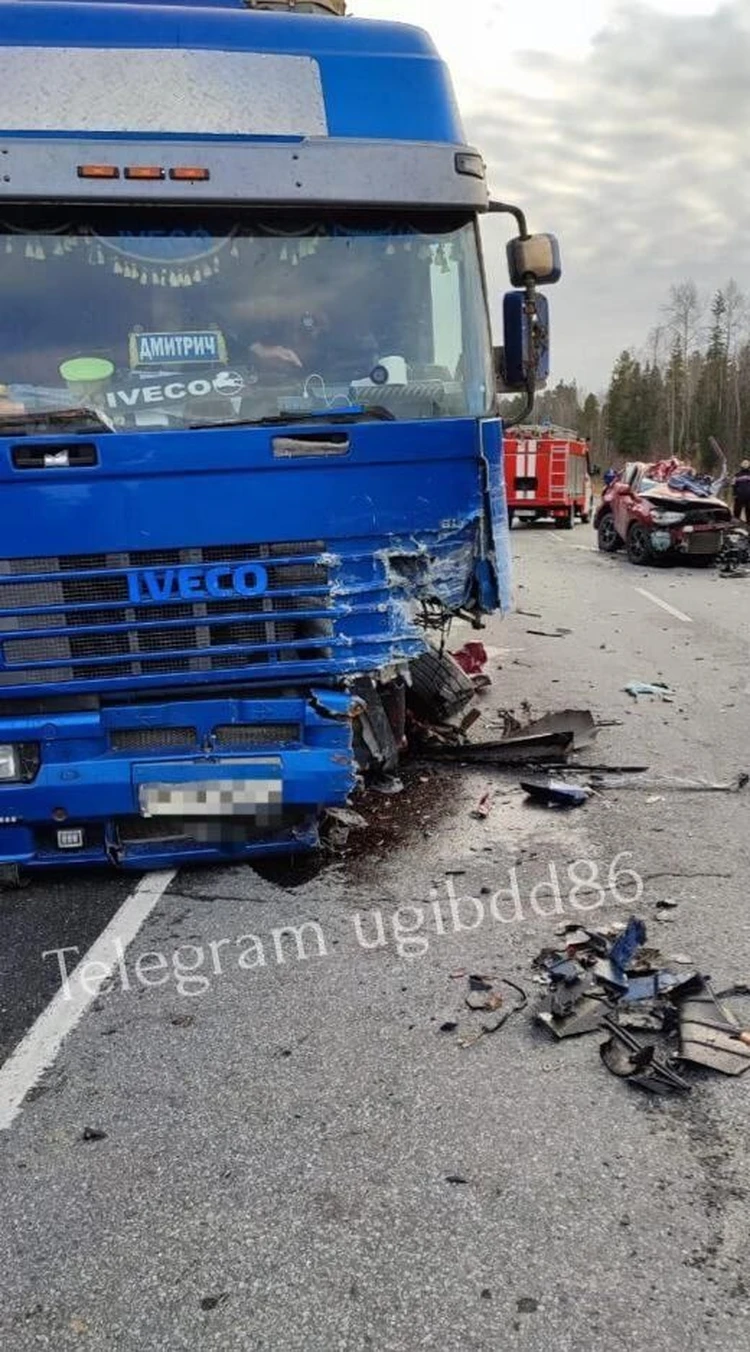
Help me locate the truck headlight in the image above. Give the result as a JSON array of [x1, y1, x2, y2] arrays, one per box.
[[0, 743, 40, 782]]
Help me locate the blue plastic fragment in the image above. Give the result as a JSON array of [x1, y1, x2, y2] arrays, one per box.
[[610, 917, 647, 974]]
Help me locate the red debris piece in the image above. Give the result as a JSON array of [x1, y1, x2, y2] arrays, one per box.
[[450, 642, 488, 676]]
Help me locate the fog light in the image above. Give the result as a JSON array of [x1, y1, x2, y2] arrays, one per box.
[[0, 742, 40, 783], [0, 745, 20, 781]]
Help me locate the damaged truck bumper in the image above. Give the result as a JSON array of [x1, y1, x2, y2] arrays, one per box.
[[0, 692, 359, 873]]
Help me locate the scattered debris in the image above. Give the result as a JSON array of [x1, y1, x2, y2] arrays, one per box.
[[325, 807, 369, 829], [440, 975, 528, 1048], [624, 681, 674, 701], [591, 774, 748, 795], [533, 917, 750, 1097], [526, 628, 571, 638], [521, 708, 597, 750], [599, 1016, 691, 1095], [520, 778, 589, 808], [370, 774, 404, 796], [471, 789, 494, 820], [678, 983, 750, 1075], [81, 1127, 108, 1142], [200, 1294, 230, 1312], [450, 641, 487, 675]]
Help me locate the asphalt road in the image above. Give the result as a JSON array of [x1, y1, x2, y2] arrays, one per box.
[[2, 521, 750, 1351]]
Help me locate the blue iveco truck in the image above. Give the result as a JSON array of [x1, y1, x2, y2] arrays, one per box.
[[0, 0, 560, 878]]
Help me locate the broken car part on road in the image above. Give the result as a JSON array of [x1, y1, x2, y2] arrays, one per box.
[[532, 918, 750, 1096]]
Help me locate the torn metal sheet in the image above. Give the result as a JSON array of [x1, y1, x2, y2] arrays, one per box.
[[678, 982, 750, 1075], [519, 709, 597, 750], [419, 730, 573, 764]]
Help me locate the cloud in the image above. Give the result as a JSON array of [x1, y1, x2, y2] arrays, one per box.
[[353, 1, 750, 389], [467, 2, 750, 387]]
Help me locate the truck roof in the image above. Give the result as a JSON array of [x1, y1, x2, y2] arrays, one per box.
[[0, 0, 465, 143]]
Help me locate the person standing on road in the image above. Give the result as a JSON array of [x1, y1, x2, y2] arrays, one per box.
[[732, 460, 750, 523]]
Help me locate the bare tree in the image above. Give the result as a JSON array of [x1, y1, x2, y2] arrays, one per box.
[[663, 281, 703, 454]]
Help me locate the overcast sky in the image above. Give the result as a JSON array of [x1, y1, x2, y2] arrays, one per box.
[[349, 1, 750, 395]]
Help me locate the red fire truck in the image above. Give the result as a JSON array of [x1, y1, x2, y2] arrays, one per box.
[[504, 426, 594, 528]]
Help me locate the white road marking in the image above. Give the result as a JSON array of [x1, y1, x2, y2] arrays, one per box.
[[548, 533, 594, 552], [0, 868, 176, 1131], [635, 587, 693, 624]]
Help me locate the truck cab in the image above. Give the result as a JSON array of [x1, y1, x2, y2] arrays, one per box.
[[0, 0, 559, 877]]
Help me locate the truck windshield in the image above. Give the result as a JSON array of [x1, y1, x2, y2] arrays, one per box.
[[0, 208, 494, 429]]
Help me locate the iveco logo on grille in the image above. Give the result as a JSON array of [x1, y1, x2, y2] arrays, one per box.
[[127, 563, 269, 604]]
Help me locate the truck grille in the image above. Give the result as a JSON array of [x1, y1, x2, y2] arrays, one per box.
[[0, 542, 334, 687]]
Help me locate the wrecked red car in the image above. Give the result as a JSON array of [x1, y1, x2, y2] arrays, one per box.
[[594, 459, 733, 565]]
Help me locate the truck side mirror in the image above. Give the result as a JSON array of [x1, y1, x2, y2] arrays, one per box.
[[498, 290, 550, 391], [506, 233, 561, 288]]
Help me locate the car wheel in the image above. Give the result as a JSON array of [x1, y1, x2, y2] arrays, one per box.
[[597, 512, 620, 553], [627, 522, 654, 565]]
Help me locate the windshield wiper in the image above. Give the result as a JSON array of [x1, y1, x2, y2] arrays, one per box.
[[190, 406, 396, 430], [0, 406, 116, 436]]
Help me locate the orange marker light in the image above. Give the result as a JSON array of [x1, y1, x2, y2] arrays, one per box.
[[77, 164, 119, 179], [124, 166, 165, 181], [169, 166, 210, 182]]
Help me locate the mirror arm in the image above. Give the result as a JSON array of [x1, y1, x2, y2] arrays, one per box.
[[488, 199, 530, 240], [511, 279, 543, 423]]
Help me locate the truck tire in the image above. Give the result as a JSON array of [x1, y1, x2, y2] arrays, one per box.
[[507, 508, 515, 528], [559, 504, 575, 530], [408, 647, 476, 722], [627, 522, 654, 566], [597, 512, 620, 553]]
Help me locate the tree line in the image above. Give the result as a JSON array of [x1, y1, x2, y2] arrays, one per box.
[[500, 280, 750, 472]]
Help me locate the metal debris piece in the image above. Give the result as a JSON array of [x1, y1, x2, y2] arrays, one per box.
[[599, 1016, 691, 1094], [81, 1126, 108, 1142], [520, 778, 589, 808], [678, 981, 750, 1075], [520, 709, 597, 750], [624, 681, 674, 701], [468, 974, 493, 990], [421, 730, 573, 765], [537, 995, 606, 1039]]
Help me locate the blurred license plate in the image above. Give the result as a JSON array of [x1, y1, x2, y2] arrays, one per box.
[[139, 778, 282, 817]]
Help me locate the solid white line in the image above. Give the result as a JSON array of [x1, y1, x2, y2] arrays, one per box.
[[0, 868, 176, 1131], [635, 587, 693, 624]]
